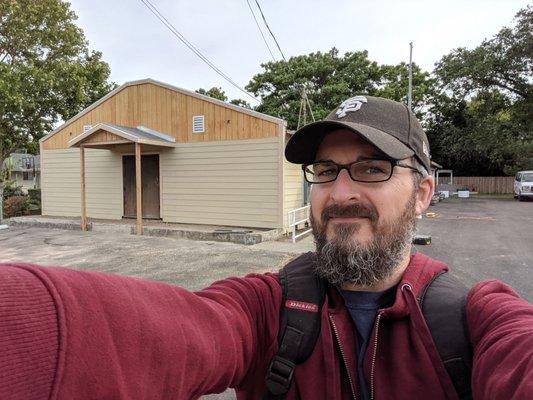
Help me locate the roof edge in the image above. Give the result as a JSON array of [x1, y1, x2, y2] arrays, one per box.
[[41, 78, 285, 144], [144, 78, 285, 125], [68, 123, 139, 147]]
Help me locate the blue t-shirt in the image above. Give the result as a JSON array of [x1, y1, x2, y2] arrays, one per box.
[[339, 286, 397, 400]]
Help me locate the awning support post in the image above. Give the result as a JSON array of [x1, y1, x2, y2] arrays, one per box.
[[135, 142, 143, 235], [80, 146, 87, 231]]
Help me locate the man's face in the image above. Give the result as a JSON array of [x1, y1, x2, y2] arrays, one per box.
[[309, 129, 428, 287]]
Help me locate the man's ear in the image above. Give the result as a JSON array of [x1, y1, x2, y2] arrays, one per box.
[[415, 175, 435, 215]]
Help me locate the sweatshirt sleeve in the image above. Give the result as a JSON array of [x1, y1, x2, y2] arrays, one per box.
[[466, 279, 533, 400], [0, 262, 282, 400]]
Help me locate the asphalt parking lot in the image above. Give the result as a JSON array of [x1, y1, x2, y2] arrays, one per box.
[[415, 196, 532, 301], [0, 196, 531, 399]]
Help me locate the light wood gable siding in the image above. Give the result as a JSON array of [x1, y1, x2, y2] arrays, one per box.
[[160, 137, 280, 228], [41, 149, 122, 219], [82, 130, 125, 145], [43, 82, 280, 150], [283, 157, 305, 228]]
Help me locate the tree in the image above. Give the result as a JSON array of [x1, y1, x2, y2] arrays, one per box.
[[196, 87, 228, 101], [0, 0, 115, 221], [229, 99, 251, 109], [0, 0, 115, 167], [428, 6, 532, 175], [245, 48, 435, 129], [196, 87, 252, 109], [426, 90, 530, 175], [434, 6, 532, 100]]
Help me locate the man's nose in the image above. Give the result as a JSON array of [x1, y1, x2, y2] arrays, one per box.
[[329, 169, 361, 203]]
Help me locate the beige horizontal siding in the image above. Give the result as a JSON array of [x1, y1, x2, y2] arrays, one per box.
[[41, 149, 123, 219], [283, 158, 305, 229], [160, 137, 280, 228]]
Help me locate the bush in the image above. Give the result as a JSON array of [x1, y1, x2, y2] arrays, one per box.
[[3, 196, 27, 218], [28, 188, 41, 203], [26, 188, 41, 213], [2, 180, 24, 199]]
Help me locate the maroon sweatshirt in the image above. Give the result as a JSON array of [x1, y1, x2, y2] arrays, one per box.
[[0, 253, 532, 399]]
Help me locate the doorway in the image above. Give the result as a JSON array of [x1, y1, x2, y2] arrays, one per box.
[[122, 154, 160, 219]]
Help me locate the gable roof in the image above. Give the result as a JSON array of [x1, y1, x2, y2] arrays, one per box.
[[40, 78, 285, 144]]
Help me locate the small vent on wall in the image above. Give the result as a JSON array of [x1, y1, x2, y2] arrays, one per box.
[[192, 115, 205, 133], [83, 124, 93, 132]]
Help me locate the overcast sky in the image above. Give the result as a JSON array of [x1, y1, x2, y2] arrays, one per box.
[[69, 0, 529, 104]]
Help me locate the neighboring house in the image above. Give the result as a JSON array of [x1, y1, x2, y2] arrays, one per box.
[[3, 152, 41, 193], [39, 78, 304, 230]]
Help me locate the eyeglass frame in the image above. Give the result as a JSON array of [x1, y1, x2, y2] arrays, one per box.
[[301, 158, 424, 184]]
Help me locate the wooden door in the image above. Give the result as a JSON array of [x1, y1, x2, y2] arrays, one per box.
[[123, 154, 160, 219]]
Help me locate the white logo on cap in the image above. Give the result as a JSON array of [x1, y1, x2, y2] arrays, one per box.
[[336, 96, 368, 118], [422, 141, 430, 158]]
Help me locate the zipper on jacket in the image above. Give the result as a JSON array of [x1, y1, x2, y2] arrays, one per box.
[[370, 313, 383, 400], [329, 313, 357, 400]]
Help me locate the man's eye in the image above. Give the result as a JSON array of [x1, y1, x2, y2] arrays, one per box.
[[317, 168, 336, 176], [364, 166, 386, 174]]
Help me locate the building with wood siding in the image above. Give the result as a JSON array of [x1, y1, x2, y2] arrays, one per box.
[[39, 79, 304, 231]]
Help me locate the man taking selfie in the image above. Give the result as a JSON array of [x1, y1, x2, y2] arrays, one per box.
[[1, 96, 531, 399]]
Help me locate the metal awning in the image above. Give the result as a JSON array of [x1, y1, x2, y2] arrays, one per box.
[[68, 123, 177, 149]]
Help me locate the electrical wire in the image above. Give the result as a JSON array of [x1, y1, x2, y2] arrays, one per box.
[[245, 0, 276, 61], [139, 0, 259, 102], [254, 0, 286, 61]]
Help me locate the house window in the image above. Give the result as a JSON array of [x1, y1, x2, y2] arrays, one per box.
[[192, 115, 205, 133]]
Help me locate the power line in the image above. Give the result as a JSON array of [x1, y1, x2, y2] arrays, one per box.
[[245, 0, 276, 62], [139, 0, 259, 102], [249, 1, 315, 123], [254, 0, 286, 61]]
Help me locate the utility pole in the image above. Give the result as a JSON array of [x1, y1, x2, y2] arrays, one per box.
[[408, 42, 413, 111], [296, 86, 315, 130]]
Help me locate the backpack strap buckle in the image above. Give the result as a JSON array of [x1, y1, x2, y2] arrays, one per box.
[[265, 355, 296, 395]]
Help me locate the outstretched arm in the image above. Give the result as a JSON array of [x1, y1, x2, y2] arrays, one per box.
[[0, 262, 282, 399], [467, 280, 533, 399]]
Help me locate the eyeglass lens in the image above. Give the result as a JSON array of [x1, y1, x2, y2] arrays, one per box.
[[305, 160, 393, 183]]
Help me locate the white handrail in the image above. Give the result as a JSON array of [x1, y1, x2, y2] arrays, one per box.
[[288, 204, 312, 243]]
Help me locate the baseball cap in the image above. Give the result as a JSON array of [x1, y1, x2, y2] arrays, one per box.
[[285, 95, 431, 173]]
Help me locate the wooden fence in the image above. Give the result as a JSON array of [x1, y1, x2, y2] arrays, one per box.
[[438, 176, 514, 194]]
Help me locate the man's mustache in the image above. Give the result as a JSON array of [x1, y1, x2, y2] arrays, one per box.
[[321, 203, 378, 224]]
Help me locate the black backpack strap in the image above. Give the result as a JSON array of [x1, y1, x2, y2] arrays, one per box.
[[420, 271, 473, 400], [264, 252, 326, 400]]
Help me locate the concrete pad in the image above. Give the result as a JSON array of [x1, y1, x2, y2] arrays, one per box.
[[8, 215, 284, 245]]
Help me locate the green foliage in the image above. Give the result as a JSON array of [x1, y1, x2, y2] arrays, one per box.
[[229, 99, 251, 109], [245, 48, 435, 129], [28, 188, 41, 203], [196, 87, 228, 101], [0, 0, 116, 169], [426, 90, 530, 175], [428, 6, 533, 176], [434, 6, 532, 100], [2, 179, 23, 199], [196, 87, 252, 109], [26, 188, 41, 213]]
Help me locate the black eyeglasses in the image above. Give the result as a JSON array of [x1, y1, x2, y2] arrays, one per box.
[[302, 159, 422, 184]]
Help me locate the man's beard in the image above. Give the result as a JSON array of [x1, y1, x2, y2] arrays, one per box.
[[310, 192, 417, 288]]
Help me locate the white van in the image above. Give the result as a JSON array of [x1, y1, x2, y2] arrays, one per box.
[[514, 171, 533, 201]]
